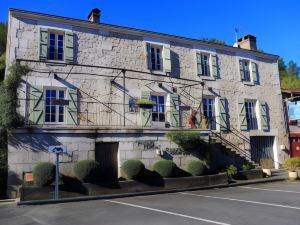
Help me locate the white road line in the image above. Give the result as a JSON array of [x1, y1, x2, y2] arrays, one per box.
[[180, 192, 300, 210], [238, 186, 300, 194], [105, 200, 231, 225]]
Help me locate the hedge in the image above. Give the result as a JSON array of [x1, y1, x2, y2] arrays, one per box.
[[73, 160, 101, 183], [153, 160, 176, 178], [121, 159, 145, 179], [33, 162, 55, 187]]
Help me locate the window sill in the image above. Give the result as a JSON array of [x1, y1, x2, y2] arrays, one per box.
[[243, 81, 255, 86], [45, 60, 67, 65], [199, 76, 216, 81]]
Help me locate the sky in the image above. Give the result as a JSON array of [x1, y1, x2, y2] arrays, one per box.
[[1, 0, 300, 65]]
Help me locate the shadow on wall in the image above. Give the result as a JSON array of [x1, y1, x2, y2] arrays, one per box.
[[170, 50, 180, 79]]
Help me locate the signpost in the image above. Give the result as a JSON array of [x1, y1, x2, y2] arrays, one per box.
[[48, 145, 67, 200]]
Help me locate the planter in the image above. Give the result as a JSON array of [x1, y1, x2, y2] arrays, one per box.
[[262, 168, 272, 177], [137, 104, 154, 109], [289, 171, 298, 182]]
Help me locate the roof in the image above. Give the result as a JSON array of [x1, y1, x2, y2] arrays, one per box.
[[8, 8, 279, 60]]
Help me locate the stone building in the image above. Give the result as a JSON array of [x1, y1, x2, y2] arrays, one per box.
[[5, 8, 289, 197]]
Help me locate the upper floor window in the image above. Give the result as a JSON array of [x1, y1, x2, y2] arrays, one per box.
[[151, 95, 165, 122], [45, 89, 65, 123], [150, 46, 162, 71], [240, 60, 251, 82], [48, 33, 64, 61], [197, 53, 210, 76], [245, 101, 258, 130]]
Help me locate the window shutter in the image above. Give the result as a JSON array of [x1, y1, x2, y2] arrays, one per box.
[[260, 101, 268, 130], [238, 98, 247, 131], [196, 53, 203, 76], [40, 28, 48, 61], [251, 62, 258, 83], [170, 94, 180, 127], [239, 60, 245, 81], [29, 85, 44, 124], [66, 88, 78, 125], [211, 55, 218, 78], [141, 91, 151, 127], [65, 32, 74, 64], [146, 43, 152, 70], [218, 97, 228, 131], [163, 45, 171, 73]]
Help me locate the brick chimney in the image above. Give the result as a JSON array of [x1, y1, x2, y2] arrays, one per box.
[[88, 8, 101, 23], [237, 35, 257, 51]]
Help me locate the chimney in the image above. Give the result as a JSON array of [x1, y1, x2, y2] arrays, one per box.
[[88, 8, 101, 23], [237, 35, 257, 51]]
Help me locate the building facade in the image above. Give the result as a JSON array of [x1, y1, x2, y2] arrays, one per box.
[[5, 8, 289, 197]]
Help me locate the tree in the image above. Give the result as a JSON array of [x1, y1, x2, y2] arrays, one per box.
[[287, 60, 300, 76], [199, 38, 226, 45], [0, 22, 7, 56], [278, 58, 286, 72]]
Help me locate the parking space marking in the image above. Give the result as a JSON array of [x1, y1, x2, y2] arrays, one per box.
[[238, 186, 300, 194], [180, 192, 300, 210], [105, 200, 231, 225]]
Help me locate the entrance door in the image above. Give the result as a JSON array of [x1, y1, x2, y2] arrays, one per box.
[[250, 136, 274, 163], [290, 137, 300, 157], [95, 142, 119, 180]]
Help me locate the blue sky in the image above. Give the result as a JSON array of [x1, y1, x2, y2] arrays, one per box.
[[1, 0, 300, 65]]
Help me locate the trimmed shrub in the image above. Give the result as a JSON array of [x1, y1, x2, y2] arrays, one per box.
[[73, 160, 101, 183], [121, 159, 145, 179], [186, 160, 206, 176], [153, 160, 176, 178], [33, 162, 55, 187], [283, 157, 300, 171]]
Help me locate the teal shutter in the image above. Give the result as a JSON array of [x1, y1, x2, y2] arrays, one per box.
[[29, 85, 44, 124], [40, 28, 48, 61], [164, 45, 171, 73], [238, 98, 247, 131], [239, 60, 245, 81], [65, 32, 74, 64], [251, 62, 258, 83], [141, 91, 151, 127], [66, 88, 78, 125], [146, 43, 152, 70], [218, 97, 228, 131], [260, 101, 268, 130], [196, 53, 203, 76], [170, 94, 180, 127], [211, 55, 218, 78]]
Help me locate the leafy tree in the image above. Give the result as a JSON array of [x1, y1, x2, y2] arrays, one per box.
[[278, 58, 286, 72], [0, 22, 7, 82], [279, 58, 300, 90], [287, 60, 299, 76]]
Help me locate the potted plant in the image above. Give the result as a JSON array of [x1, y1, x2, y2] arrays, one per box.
[[283, 157, 300, 182], [225, 164, 237, 182], [260, 159, 273, 177], [136, 99, 155, 109]]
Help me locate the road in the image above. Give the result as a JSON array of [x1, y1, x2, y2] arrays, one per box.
[[1, 181, 300, 225]]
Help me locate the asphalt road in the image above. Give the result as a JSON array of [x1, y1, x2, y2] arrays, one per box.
[[1, 181, 300, 225]]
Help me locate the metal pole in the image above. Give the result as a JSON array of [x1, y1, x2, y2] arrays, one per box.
[[122, 69, 126, 127], [55, 153, 59, 200]]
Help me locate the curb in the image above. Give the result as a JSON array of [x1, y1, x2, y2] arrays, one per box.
[[17, 176, 287, 206], [0, 199, 16, 203]]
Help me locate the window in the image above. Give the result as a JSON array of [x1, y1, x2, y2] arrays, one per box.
[[45, 89, 65, 123], [197, 53, 211, 76], [240, 60, 251, 82], [150, 46, 162, 70], [203, 98, 216, 130], [48, 33, 64, 61], [245, 101, 258, 130], [151, 95, 165, 122], [128, 98, 138, 113]]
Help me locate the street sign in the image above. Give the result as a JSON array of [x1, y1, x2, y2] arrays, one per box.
[[48, 145, 67, 154]]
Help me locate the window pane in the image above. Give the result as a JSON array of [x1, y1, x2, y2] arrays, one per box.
[[45, 106, 50, 114], [51, 90, 56, 98], [158, 96, 164, 104], [46, 90, 51, 98], [152, 113, 158, 121], [58, 35, 63, 40], [45, 114, 50, 122], [59, 90, 64, 99], [51, 114, 56, 122], [151, 96, 157, 103], [152, 105, 157, 113], [50, 33, 55, 39], [57, 54, 63, 60], [59, 106, 64, 114], [159, 113, 165, 122], [49, 52, 55, 60], [59, 115, 64, 122]]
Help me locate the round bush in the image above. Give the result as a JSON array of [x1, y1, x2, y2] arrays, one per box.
[[73, 160, 101, 183], [33, 162, 55, 187], [186, 160, 206, 176], [153, 160, 176, 178], [121, 160, 145, 179]]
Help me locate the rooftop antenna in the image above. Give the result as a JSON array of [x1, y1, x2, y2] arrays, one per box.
[[234, 27, 240, 44]]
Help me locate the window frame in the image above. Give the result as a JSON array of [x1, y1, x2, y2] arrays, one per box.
[[245, 100, 258, 130], [44, 87, 66, 124], [149, 44, 163, 71], [47, 30, 65, 62], [202, 96, 216, 130], [151, 94, 166, 124], [128, 98, 139, 113]]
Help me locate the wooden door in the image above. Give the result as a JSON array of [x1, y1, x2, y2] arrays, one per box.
[[291, 137, 300, 157]]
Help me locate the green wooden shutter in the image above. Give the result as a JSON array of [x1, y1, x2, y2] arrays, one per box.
[[146, 43, 152, 70], [66, 88, 78, 125], [218, 97, 228, 131], [29, 85, 44, 124], [196, 53, 203, 76], [40, 28, 48, 61], [211, 55, 218, 78], [141, 91, 151, 127], [251, 62, 258, 83], [260, 101, 268, 130], [238, 98, 247, 131], [170, 94, 180, 127], [65, 32, 74, 64], [239, 60, 245, 81], [164, 45, 171, 73]]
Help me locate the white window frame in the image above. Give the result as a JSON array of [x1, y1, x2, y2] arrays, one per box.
[[195, 50, 216, 80], [47, 30, 65, 61], [44, 87, 66, 124], [202, 96, 216, 130], [151, 93, 166, 126], [244, 99, 258, 130], [239, 58, 257, 84], [149, 44, 163, 71]]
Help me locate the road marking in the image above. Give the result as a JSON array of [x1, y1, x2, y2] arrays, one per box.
[[238, 186, 300, 194], [180, 192, 300, 210], [105, 200, 231, 225]]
